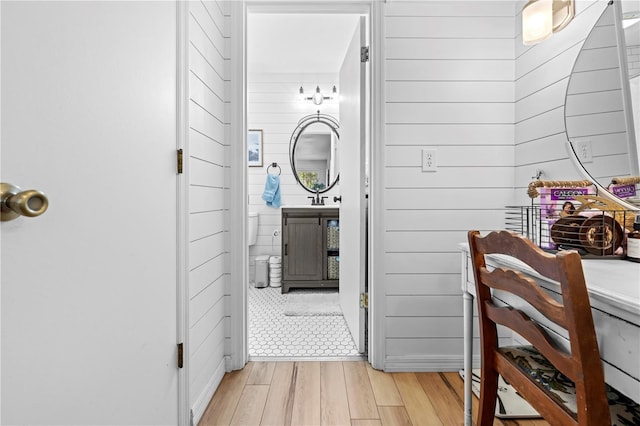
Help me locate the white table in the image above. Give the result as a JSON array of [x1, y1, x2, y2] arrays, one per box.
[[460, 243, 640, 426]]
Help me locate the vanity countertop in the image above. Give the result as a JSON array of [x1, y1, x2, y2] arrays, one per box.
[[459, 242, 640, 323], [281, 205, 340, 209]]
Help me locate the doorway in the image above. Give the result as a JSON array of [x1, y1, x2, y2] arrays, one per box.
[[244, 6, 370, 360]]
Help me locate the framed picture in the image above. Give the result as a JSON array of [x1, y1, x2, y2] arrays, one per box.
[[248, 129, 263, 167]]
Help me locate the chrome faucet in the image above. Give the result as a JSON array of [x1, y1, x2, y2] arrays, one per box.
[[308, 190, 328, 206]]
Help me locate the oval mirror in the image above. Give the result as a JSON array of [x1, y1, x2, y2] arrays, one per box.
[[565, 1, 640, 208], [289, 113, 340, 193]]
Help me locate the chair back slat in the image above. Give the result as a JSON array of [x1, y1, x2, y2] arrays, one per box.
[[485, 303, 575, 378], [472, 229, 564, 281], [479, 267, 568, 328]]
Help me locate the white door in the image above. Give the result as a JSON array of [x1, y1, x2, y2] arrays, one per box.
[[339, 17, 367, 353], [1, 2, 179, 424]]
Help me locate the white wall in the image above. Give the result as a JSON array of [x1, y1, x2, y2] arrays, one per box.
[[226, 0, 635, 375], [247, 73, 340, 279], [565, 3, 632, 185], [514, 0, 611, 204], [187, 0, 228, 422], [382, 1, 516, 370]]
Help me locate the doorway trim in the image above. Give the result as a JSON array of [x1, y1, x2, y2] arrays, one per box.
[[228, 0, 385, 370], [176, 1, 189, 422]]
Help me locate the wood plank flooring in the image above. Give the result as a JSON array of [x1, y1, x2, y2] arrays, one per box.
[[199, 361, 551, 426]]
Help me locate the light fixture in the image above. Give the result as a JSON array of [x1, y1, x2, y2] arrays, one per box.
[[623, 11, 640, 29], [298, 85, 337, 105], [522, 0, 575, 45]]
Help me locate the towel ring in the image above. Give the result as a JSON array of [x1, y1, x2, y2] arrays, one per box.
[[267, 162, 281, 176]]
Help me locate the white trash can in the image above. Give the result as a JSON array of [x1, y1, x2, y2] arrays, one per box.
[[255, 255, 270, 288]]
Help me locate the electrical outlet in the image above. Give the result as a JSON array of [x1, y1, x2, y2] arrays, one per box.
[[575, 140, 593, 163], [422, 148, 437, 172]]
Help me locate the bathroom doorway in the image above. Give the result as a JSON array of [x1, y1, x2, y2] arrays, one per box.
[[245, 6, 370, 359]]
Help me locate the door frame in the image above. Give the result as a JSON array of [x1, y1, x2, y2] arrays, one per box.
[[228, 0, 386, 370], [176, 1, 189, 423]]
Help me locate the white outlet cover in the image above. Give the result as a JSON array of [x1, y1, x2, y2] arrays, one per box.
[[422, 148, 437, 172], [575, 140, 593, 163]]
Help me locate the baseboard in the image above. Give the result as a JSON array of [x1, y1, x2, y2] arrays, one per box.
[[191, 360, 226, 426], [383, 355, 480, 372]]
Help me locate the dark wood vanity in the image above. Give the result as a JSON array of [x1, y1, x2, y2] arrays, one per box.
[[281, 207, 339, 293]]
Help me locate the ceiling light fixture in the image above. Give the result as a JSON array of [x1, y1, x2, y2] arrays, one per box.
[[299, 85, 337, 105], [522, 0, 575, 45]]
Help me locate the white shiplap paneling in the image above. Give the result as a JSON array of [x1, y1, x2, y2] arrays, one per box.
[[382, 0, 515, 371], [514, 0, 614, 205], [188, 0, 228, 422]]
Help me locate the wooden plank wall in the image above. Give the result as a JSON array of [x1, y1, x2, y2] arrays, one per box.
[[514, 0, 611, 204], [188, 0, 228, 422], [382, 1, 516, 370], [247, 73, 340, 280], [565, 4, 631, 185]]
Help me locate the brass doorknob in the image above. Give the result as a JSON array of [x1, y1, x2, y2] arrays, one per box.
[[1, 182, 49, 221]]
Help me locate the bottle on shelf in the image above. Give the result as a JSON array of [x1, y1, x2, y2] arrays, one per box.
[[626, 214, 640, 263]]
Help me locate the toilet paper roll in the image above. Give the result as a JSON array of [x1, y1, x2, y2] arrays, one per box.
[[269, 256, 281, 264]]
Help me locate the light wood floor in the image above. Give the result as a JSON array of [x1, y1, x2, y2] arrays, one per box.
[[199, 361, 550, 426]]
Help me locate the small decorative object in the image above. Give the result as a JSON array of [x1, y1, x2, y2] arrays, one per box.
[[627, 215, 640, 263], [327, 256, 339, 280], [248, 129, 263, 167], [327, 220, 339, 250]]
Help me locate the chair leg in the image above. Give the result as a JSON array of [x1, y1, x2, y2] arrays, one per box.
[[477, 367, 499, 426]]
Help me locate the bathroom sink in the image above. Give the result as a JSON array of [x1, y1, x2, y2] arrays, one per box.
[[281, 205, 339, 209]]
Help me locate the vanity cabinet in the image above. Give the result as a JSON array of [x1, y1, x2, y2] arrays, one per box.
[[281, 207, 339, 293]]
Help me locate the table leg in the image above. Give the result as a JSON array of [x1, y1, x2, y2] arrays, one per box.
[[463, 290, 474, 426]]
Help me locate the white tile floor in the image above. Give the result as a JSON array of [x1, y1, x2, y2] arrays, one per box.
[[248, 285, 361, 359]]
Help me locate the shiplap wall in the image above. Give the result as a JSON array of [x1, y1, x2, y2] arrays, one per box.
[[223, 0, 635, 375], [247, 73, 340, 279], [382, 1, 516, 370], [187, 0, 228, 421], [566, 4, 631, 184], [514, 0, 610, 204]]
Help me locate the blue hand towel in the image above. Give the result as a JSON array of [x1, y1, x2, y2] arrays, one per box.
[[262, 174, 281, 208]]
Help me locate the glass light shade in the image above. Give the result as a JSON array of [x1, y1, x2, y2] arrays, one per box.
[[312, 86, 324, 105], [522, 0, 553, 45]]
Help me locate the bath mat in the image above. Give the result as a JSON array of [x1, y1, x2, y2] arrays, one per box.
[[459, 369, 541, 419], [283, 290, 342, 316]]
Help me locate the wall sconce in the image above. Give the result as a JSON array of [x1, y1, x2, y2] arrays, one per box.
[[299, 85, 337, 105], [522, 0, 575, 45]]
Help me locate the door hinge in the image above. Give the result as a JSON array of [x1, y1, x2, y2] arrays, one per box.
[[177, 149, 184, 174], [361, 46, 370, 63], [177, 343, 184, 368], [360, 292, 369, 309]]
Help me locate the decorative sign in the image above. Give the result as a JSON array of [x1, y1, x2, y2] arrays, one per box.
[[549, 188, 590, 201], [610, 184, 637, 198]]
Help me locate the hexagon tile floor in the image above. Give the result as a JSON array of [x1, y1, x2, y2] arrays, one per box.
[[248, 285, 361, 359]]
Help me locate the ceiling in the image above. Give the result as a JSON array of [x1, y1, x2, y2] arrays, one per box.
[[247, 14, 361, 74]]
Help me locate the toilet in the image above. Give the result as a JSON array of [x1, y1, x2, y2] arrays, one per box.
[[248, 212, 269, 287], [248, 212, 258, 246]]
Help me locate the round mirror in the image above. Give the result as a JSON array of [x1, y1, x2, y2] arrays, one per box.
[[289, 113, 340, 193], [565, 1, 640, 208]]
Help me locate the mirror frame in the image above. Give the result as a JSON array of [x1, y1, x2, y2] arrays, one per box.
[[565, 0, 639, 212], [289, 112, 340, 194]]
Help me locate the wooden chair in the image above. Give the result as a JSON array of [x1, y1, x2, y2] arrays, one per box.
[[467, 230, 610, 425]]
